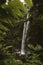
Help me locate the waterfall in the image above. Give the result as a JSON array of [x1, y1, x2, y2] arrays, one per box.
[[5, 0, 8, 5], [20, 14, 30, 55], [20, 5, 31, 56]]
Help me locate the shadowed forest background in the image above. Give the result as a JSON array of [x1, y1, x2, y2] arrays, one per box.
[[0, 0, 43, 65]]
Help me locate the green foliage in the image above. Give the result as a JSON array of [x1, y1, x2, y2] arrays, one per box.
[[25, 0, 33, 7], [28, 0, 43, 46], [0, 0, 6, 5], [0, 0, 43, 65], [4, 58, 23, 65]]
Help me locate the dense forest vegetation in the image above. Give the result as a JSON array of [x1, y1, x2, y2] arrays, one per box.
[[0, 0, 43, 65]]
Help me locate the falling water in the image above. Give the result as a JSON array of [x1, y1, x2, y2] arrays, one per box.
[[20, 14, 30, 55], [5, 0, 8, 5]]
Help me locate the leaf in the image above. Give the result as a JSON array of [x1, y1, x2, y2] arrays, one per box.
[[0, 36, 4, 41], [0, 44, 3, 49], [3, 46, 13, 50], [0, 23, 9, 31], [25, 0, 33, 7]]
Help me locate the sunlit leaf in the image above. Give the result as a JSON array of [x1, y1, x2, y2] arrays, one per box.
[[25, 0, 33, 7]]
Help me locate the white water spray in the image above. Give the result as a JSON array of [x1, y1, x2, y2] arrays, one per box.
[[5, 0, 9, 5], [20, 0, 26, 4]]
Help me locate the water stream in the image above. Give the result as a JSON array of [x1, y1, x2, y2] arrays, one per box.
[[20, 14, 30, 55], [5, 0, 8, 5]]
